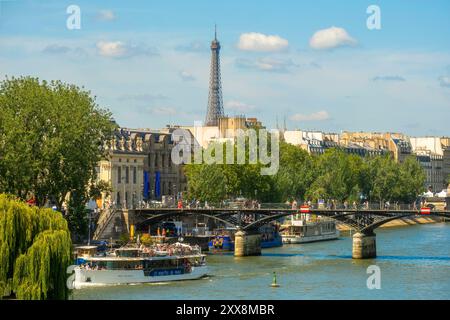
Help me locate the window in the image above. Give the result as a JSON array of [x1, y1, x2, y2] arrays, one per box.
[[133, 167, 137, 184], [125, 167, 129, 184], [117, 192, 121, 205], [117, 167, 122, 184]]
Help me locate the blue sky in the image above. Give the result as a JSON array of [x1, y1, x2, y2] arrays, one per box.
[[0, 0, 449, 135]]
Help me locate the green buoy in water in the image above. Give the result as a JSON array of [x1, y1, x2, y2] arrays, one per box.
[[271, 271, 280, 287]]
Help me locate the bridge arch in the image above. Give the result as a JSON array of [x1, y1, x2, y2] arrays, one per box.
[[134, 210, 239, 230]]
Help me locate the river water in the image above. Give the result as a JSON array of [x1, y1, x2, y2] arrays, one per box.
[[72, 223, 450, 300]]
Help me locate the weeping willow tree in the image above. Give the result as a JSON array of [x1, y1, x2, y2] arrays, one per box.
[[0, 194, 72, 300]]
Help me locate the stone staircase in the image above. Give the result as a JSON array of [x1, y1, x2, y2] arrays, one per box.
[[93, 207, 119, 240]]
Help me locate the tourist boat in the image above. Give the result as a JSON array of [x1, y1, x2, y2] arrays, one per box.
[[68, 242, 208, 289], [281, 214, 339, 244]]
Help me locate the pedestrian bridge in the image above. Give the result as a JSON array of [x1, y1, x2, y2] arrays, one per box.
[[105, 205, 450, 259]]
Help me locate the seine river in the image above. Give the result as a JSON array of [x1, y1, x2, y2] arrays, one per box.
[[72, 223, 450, 300]]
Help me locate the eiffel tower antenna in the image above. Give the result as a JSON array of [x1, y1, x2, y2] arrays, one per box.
[[205, 25, 224, 126]]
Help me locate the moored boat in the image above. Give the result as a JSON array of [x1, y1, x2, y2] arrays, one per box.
[[207, 223, 283, 252], [260, 224, 283, 248], [208, 228, 235, 252], [281, 214, 339, 244]]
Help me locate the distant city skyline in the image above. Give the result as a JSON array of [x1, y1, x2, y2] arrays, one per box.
[[0, 0, 449, 136]]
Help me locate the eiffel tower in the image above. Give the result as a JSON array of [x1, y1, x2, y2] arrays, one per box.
[[205, 25, 224, 126]]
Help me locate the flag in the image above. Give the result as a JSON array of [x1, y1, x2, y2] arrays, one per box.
[[155, 171, 161, 198], [143, 171, 149, 199]]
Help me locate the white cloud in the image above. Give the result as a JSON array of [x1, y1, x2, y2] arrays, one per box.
[[42, 44, 88, 58], [118, 94, 168, 102], [179, 70, 195, 81], [236, 57, 297, 73], [42, 44, 71, 54], [290, 111, 330, 121], [225, 100, 256, 112], [96, 41, 127, 57], [439, 76, 450, 88], [309, 27, 357, 50], [175, 41, 207, 53], [96, 41, 157, 58], [237, 32, 289, 52], [372, 75, 406, 82], [150, 107, 177, 115], [97, 10, 116, 21]]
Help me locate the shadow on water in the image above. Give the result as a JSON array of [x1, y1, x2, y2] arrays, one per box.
[[376, 255, 450, 261], [260, 252, 450, 262]]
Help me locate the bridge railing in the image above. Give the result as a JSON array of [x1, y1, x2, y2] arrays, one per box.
[[130, 201, 433, 211], [306, 203, 418, 211]]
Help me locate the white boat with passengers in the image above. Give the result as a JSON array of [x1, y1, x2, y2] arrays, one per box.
[[68, 242, 208, 289], [281, 214, 339, 244]]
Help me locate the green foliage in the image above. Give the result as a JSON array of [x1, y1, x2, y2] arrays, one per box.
[[89, 180, 112, 200], [118, 233, 130, 246], [0, 76, 116, 236], [273, 142, 314, 201], [184, 164, 227, 204], [0, 194, 72, 300], [305, 148, 362, 201], [139, 234, 153, 246], [185, 142, 426, 204], [395, 155, 426, 202]]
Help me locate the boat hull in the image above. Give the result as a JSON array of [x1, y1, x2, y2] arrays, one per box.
[[71, 266, 208, 289], [282, 231, 340, 244], [261, 235, 283, 248]]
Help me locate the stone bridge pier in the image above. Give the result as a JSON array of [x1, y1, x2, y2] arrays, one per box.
[[234, 229, 262, 257], [352, 231, 376, 259]]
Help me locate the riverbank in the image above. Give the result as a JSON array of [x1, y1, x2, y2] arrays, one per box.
[[336, 216, 446, 232]]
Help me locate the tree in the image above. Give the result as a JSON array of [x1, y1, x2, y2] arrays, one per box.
[[395, 155, 426, 203], [273, 142, 314, 201], [0, 77, 115, 236], [363, 155, 400, 204], [306, 148, 361, 202], [0, 194, 72, 300], [184, 164, 227, 204], [184, 138, 276, 203]]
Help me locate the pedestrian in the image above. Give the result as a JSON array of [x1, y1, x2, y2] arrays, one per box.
[[291, 199, 298, 210]]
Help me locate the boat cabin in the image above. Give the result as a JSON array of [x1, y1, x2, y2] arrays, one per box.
[[75, 246, 98, 258]]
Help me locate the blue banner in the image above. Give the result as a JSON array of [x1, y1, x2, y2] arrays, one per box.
[[143, 171, 149, 199], [149, 268, 184, 277], [155, 171, 161, 198]]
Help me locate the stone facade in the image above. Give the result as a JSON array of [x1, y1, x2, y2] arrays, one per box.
[[284, 130, 388, 157], [340, 131, 411, 161], [410, 136, 450, 193], [98, 128, 188, 209], [184, 116, 264, 149]]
